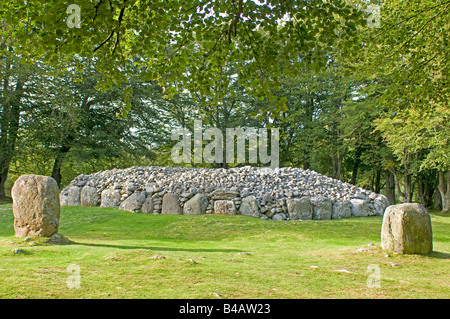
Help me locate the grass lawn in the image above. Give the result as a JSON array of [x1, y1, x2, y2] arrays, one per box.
[[0, 206, 448, 299]]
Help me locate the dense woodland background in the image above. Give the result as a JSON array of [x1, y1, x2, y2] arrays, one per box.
[[0, 0, 448, 211]]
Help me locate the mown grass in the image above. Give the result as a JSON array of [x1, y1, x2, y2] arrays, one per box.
[[0, 206, 448, 299]]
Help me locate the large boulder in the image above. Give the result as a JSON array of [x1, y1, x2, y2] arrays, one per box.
[[311, 197, 332, 220], [239, 195, 261, 218], [350, 199, 370, 217], [80, 186, 100, 207], [161, 192, 182, 215], [67, 186, 81, 206], [373, 195, 390, 216], [100, 188, 121, 208], [381, 203, 432, 254], [332, 201, 352, 219], [183, 193, 208, 215], [11, 175, 60, 237], [286, 197, 313, 220], [119, 192, 146, 213], [214, 200, 236, 215], [141, 196, 153, 214]]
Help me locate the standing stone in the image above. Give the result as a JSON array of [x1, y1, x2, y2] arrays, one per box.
[[332, 201, 352, 219], [119, 192, 146, 213], [183, 193, 208, 215], [311, 197, 332, 220], [141, 196, 153, 214], [214, 200, 236, 215], [67, 186, 81, 206], [100, 188, 121, 208], [239, 195, 261, 218], [350, 199, 370, 217], [286, 197, 313, 220], [161, 192, 182, 215], [381, 203, 432, 254], [80, 186, 100, 207], [11, 175, 60, 237]]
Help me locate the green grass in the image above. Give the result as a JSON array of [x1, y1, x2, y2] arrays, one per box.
[[0, 206, 448, 299]]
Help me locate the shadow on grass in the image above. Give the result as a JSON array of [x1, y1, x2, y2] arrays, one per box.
[[427, 251, 450, 259], [77, 242, 243, 253]]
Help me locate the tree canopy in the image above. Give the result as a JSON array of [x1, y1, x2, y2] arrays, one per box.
[[1, 0, 367, 112]]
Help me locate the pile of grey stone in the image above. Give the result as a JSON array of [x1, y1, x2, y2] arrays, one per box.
[[60, 166, 390, 220]]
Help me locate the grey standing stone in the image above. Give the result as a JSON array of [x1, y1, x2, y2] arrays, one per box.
[[239, 196, 261, 218], [183, 193, 208, 215], [141, 196, 153, 214], [311, 197, 332, 220], [67, 186, 81, 206], [100, 188, 121, 208], [214, 200, 236, 215], [286, 197, 313, 220], [80, 186, 100, 207], [119, 192, 146, 213], [381, 203, 432, 254], [161, 192, 182, 215], [11, 175, 60, 237], [332, 201, 352, 219], [350, 199, 370, 217]]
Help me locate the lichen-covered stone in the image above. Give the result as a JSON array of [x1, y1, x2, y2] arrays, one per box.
[[287, 197, 313, 220], [239, 196, 260, 218], [12, 175, 60, 237], [381, 203, 432, 254], [183, 193, 208, 215], [80, 186, 100, 207], [161, 192, 182, 215]]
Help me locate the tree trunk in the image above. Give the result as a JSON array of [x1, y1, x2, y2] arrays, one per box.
[[0, 169, 8, 199], [389, 167, 410, 203], [433, 186, 442, 210], [51, 153, 66, 187], [438, 170, 450, 212], [332, 151, 342, 180], [0, 73, 25, 199], [51, 142, 72, 187], [350, 147, 362, 185], [418, 175, 435, 208], [403, 173, 413, 203], [385, 169, 396, 205], [374, 167, 382, 194]]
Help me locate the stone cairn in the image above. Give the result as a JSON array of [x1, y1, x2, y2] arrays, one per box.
[[60, 166, 390, 221]]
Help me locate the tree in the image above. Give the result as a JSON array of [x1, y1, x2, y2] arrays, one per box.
[[0, 47, 39, 198], [25, 58, 169, 187], [2, 0, 365, 114], [351, 0, 449, 210]]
